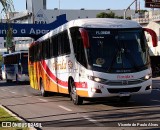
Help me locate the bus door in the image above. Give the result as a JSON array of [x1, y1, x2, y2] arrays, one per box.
[[56, 55, 68, 93], [56, 30, 71, 93], [21, 53, 28, 75], [29, 46, 39, 89]]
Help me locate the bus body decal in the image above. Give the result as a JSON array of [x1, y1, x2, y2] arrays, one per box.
[[40, 60, 88, 89]]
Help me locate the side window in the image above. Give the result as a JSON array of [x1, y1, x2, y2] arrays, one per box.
[[58, 30, 70, 56], [50, 35, 58, 57], [63, 31, 70, 54], [42, 41, 47, 59], [46, 39, 50, 59], [70, 27, 87, 67], [37, 43, 42, 61], [34, 45, 38, 61], [29, 46, 34, 63], [58, 33, 63, 55]]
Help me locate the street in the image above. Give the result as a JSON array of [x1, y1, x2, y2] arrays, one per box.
[[0, 80, 160, 130]]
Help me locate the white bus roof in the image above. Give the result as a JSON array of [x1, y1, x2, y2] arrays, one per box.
[[37, 18, 141, 42], [67, 18, 141, 28], [2, 51, 28, 57]]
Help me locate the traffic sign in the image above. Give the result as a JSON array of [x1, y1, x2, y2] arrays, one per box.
[[145, 0, 160, 8], [145, 0, 160, 2]]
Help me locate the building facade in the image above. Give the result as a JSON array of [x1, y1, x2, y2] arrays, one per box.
[[0, 0, 135, 53], [132, 10, 160, 76]]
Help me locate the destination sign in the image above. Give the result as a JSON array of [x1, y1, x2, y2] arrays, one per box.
[[145, 0, 160, 8], [145, 2, 160, 8], [145, 0, 160, 2]]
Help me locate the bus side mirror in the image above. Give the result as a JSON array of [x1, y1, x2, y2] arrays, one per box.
[[79, 28, 90, 48], [143, 28, 158, 47]]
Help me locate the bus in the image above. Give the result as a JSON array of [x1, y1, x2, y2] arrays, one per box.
[[3, 51, 29, 83], [28, 18, 157, 105]]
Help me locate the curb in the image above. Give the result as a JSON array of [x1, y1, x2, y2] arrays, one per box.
[[0, 105, 37, 130]]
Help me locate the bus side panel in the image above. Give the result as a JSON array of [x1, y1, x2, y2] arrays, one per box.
[[28, 61, 39, 90], [77, 90, 89, 97], [40, 60, 59, 93], [40, 59, 89, 96]]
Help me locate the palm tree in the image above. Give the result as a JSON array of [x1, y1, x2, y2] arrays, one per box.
[[0, 0, 14, 14], [0, 0, 15, 52]]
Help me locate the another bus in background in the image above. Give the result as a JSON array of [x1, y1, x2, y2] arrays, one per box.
[[1, 64, 5, 80], [28, 18, 157, 105], [3, 51, 29, 83]]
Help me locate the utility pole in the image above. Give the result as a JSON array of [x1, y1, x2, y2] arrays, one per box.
[[124, 0, 137, 19], [59, 0, 61, 15]]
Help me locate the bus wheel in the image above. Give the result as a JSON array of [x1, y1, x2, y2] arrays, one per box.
[[16, 75, 19, 84], [40, 80, 48, 97], [70, 79, 83, 105], [119, 96, 131, 102], [6, 75, 11, 83]]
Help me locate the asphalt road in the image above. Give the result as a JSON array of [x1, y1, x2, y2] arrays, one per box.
[[0, 80, 160, 130]]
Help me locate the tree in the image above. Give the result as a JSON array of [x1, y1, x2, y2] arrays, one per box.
[[97, 11, 131, 19], [96, 11, 124, 19], [0, 0, 15, 52]]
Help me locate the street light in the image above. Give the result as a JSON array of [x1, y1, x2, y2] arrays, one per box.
[[124, 0, 137, 19], [59, 0, 61, 15]]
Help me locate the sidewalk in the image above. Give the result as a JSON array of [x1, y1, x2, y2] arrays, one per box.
[[152, 76, 160, 80]]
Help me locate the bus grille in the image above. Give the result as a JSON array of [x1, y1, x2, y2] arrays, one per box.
[[107, 87, 141, 94]]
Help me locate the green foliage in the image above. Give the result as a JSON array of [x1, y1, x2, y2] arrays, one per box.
[[96, 11, 123, 19], [135, 10, 148, 14], [0, 107, 29, 130], [0, 55, 2, 66]]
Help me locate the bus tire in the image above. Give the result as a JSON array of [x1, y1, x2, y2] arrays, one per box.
[[16, 74, 19, 84], [6, 75, 11, 83], [119, 96, 131, 102], [40, 80, 48, 97], [69, 79, 83, 105]]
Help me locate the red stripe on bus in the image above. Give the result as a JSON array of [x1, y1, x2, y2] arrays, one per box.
[[40, 60, 87, 89], [41, 60, 68, 87]]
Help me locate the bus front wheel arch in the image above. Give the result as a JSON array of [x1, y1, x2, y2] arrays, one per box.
[[69, 78, 83, 105]]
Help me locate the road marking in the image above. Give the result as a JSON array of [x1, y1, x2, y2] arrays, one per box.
[[58, 105, 72, 111], [38, 98, 48, 102], [1, 89, 6, 91], [83, 116, 104, 127], [10, 91, 16, 94]]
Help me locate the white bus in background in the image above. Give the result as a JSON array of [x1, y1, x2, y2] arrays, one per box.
[[28, 18, 157, 105], [3, 51, 29, 83]]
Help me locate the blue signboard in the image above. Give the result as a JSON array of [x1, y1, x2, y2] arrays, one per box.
[[0, 14, 67, 39]]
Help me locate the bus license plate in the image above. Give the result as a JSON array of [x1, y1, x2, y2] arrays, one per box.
[[119, 93, 130, 97]]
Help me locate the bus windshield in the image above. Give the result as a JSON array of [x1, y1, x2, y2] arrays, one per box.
[[86, 28, 150, 73]]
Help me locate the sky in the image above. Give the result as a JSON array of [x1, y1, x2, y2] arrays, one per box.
[[9, 0, 148, 12]]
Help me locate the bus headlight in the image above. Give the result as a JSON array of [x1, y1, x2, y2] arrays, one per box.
[[144, 74, 152, 80], [94, 77, 101, 82], [88, 76, 106, 83]]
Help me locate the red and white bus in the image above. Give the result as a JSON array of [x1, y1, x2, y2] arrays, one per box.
[[28, 18, 157, 105]]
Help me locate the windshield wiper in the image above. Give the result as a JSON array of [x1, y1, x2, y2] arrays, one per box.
[[122, 43, 141, 71], [107, 49, 120, 72]]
